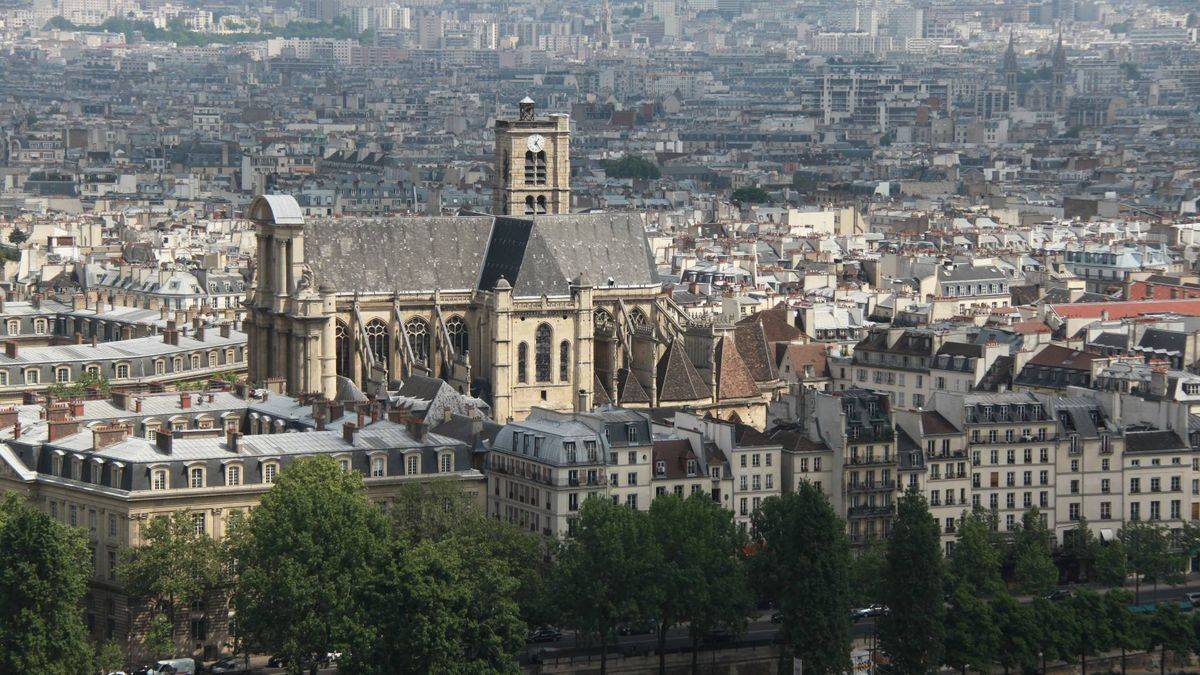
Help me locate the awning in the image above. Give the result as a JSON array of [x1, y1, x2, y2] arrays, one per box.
[[1100, 528, 1115, 542]]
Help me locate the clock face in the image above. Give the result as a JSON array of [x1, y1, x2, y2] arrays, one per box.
[[526, 134, 546, 153]]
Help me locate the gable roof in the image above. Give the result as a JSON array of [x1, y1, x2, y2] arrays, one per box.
[[715, 336, 760, 400], [657, 338, 710, 403]]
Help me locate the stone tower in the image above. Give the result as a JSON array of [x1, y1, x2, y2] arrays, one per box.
[[493, 97, 571, 216], [1002, 32, 1018, 93], [1051, 29, 1068, 111]]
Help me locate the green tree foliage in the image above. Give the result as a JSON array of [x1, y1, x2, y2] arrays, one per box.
[[731, 186, 771, 204], [1105, 589, 1145, 673], [750, 484, 852, 674], [348, 537, 525, 674], [647, 492, 751, 674], [7, 228, 28, 244], [1066, 590, 1115, 674], [47, 372, 112, 399], [1060, 518, 1099, 582], [1122, 522, 1184, 602], [1095, 539, 1129, 588], [140, 614, 175, 663], [0, 493, 93, 674], [230, 456, 390, 675], [944, 508, 1004, 674], [93, 640, 126, 674], [601, 155, 661, 180], [1029, 598, 1076, 673], [947, 507, 1004, 595], [849, 540, 886, 607], [120, 511, 230, 659], [878, 487, 944, 673], [1011, 507, 1059, 595], [993, 593, 1039, 673], [554, 497, 660, 674], [1146, 602, 1192, 675]]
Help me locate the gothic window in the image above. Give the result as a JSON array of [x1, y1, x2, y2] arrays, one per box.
[[594, 308, 614, 335], [629, 308, 648, 327], [535, 324, 552, 382], [559, 340, 570, 382], [517, 342, 528, 383], [405, 317, 430, 366], [524, 195, 535, 215], [502, 152, 510, 182], [535, 151, 547, 184], [335, 320, 351, 377], [536, 195, 547, 214], [365, 319, 389, 367], [446, 315, 468, 357], [524, 151, 536, 185]]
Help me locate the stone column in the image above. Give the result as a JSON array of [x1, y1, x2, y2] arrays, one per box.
[[319, 288, 338, 400], [491, 278, 513, 422], [572, 275, 594, 412]]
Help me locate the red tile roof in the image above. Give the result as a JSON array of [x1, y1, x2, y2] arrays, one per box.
[[1049, 298, 1200, 320], [1012, 319, 1052, 334]]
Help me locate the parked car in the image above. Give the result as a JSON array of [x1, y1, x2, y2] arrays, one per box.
[[206, 656, 250, 674], [852, 604, 888, 619], [1043, 589, 1072, 602], [266, 655, 288, 668], [146, 659, 196, 675], [1185, 592, 1200, 607], [616, 619, 656, 635], [527, 627, 564, 643]]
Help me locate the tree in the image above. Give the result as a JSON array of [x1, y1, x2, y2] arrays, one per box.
[[554, 497, 659, 675], [1147, 602, 1192, 675], [993, 593, 1038, 674], [93, 640, 126, 674], [1123, 522, 1184, 603], [944, 508, 1004, 674], [1060, 518, 1099, 583], [731, 186, 771, 204], [878, 487, 944, 673], [347, 536, 525, 674], [0, 493, 93, 674], [849, 540, 886, 608], [120, 511, 229, 657], [1106, 589, 1145, 675], [1066, 590, 1115, 675], [601, 155, 661, 180], [1095, 539, 1130, 588], [230, 456, 390, 675], [1011, 507, 1059, 596], [1029, 598, 1076, 674], [647, 492, 751, 674], [138, 614, 174, 663], [7, 228, 28, 245], [750, 484, 852, 674]]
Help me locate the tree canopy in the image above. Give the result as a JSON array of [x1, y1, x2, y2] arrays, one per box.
[[601, 155, 661, 180], [879, 487, 945, 673]]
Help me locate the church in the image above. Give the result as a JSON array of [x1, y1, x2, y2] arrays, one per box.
[[246, 99, 782, 425]]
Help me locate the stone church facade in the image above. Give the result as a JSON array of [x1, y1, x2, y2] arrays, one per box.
[[246, 102, 782, 424]]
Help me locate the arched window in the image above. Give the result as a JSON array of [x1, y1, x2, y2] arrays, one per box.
[[524, 195, 535, 215], [446, 315, 468, 357], [535, 151, 547, 184], [334, 320, 351, 377], [594, 308, 614, 334], [535, 324, 552, 382], [629, 308, 648, 327], [536, 195, 547, 214], [517, 343, 528, 383], [559, 340, 570, 382], [524, 151, 536, 184], [405, 317, 430, 366], [364, 319, 389, 367], [85, 364, 101, 379]]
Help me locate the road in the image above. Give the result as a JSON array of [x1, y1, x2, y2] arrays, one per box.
[[523, 578, 1200, 663]]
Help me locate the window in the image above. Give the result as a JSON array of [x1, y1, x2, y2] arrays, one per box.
[[1100, 502, 1111, 519], [152, 470, 167, 490], [33, 318, 46, 334], [263, 462, 278, 484], [440, 453, 453, 473], [1131, 502, 1140, 521], [191, 512, 206, 537], [189, 467, 204, 488], [334, 321, 352, 376], [5, 320, 17, 335], [559, 340, 570, 382], [108, 514, 117, 537], [1101, 478, 1110, 493], [364, 319, 389, 369], [115, 364, 129, 379], [534, 324, 552, 382], [371, 456, 385, 477], [226, 465, 241, 486], [517, 343, 528, 383], [24, 369, 38, 385], [405, 317, 430, 366], [407, 455, 419, 475], [446, 315, 469, 356], [55, 367, 70, 383]]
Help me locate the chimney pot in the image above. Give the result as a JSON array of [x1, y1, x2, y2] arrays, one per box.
[[343, 421, 357, 443]]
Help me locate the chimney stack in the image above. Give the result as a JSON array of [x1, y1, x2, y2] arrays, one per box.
[[155, 431, 173, 455], [70, 399, 84, 418], [220, 322, 231, 338], [179, 392, 192, 410], [47, 417, 80, 442], [226, 429, 241, 453], [343, 421, 357, 443], [163, 321, 179, 346], [91, 423, 130, 450], [46, 402, 70, 422], [4, 342, 16, 358], [0, 406, 18, 430]]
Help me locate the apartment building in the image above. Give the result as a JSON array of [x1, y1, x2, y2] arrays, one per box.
[[1050, 397, 1124, 540], [895, 408, 970, 554]]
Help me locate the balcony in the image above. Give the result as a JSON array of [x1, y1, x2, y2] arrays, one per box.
[[847, 479, 896, 493], [568, 477, 580, 487], [846, 455, 894, 467], [848, 504, 895, 518]]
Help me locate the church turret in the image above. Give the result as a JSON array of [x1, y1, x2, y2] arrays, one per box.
[[1003, 32, 1018, 92], [493, 97, 571, 217], [1051, 28, 1068, 111]]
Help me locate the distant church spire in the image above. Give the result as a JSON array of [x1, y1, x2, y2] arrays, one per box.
[[1003, 31, 1018, 91], [1051, 24, 1068, 111]]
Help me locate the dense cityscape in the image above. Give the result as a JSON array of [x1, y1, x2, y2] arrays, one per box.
[[1, 0, 1200, 672]]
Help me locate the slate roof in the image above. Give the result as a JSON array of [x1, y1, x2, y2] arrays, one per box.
[[735, 304, 802, 344], [1091, 332, 1128, 350], [1125, 430, 1188, 453], [652, 438, 699, 480], [1135, 328, 1187, 356], [656, 338, 710, 403], [1025, 344, 1104, 371], [921, 410, 960, 435]]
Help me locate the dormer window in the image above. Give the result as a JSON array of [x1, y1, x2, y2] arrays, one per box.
[[686, 459, 698, 476], [189, 466, 205, 488], [626, 423, 639, 443], [655, 460, 666, 475], [151, 469, 168, 490], [564, 442, 577, 463]]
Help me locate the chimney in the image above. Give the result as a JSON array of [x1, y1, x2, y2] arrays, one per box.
[[357, 406, 365, 429], [180, 393, 192, 409], [220, 322, 231, 338], [196, 324, 205, 342], [408, 421, 427, 441], [343, 421, 357, 443], [91, 423, 129, 450], [133, 397, 142, 413], [72, 292, 85, 311], [46, 401, 71, 422], [47, 417, 80, 442], [12, 422, 19, 439], [155, 431, 173, 455], [111, 390, 129, 410], [313, 399, 329, 430], [370, 404, 380, 425], [90, 335, 97, 348], [226, 429, 241, 453], [4, 342, 16, 358], [329, 402, 344, 421], [159, 305, 169, 321], [0, 407, 17, 430], [70, 399, 84, 418], [192, 316, 202, 334], [163, 321, 179, 346], [74, 332, 83, 344]]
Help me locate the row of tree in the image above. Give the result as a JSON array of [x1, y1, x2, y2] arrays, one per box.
[[7, 461, 1200, 675]]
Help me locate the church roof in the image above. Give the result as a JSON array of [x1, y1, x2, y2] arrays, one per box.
[[286, 210, 657, 297], [617, 367, 651, 403], [657, 338, 710, 403], [714, 336, 759, 400]]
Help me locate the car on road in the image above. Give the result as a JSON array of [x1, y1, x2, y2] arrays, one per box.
[[701, 627, 735, 644], [205, 657, 250, 674], [527, 627, 564, 643], [616, 619, 656, 636], [1186, 592, 1200, 607], [851, 604, 888, 619], [1043, 589, 1072, 602]]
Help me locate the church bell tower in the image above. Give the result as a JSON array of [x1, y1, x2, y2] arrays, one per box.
[[493, 97, 571, 216]]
